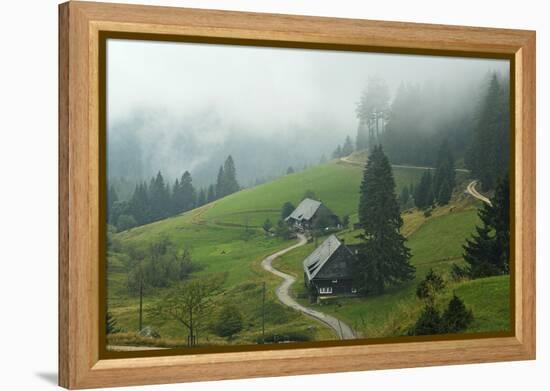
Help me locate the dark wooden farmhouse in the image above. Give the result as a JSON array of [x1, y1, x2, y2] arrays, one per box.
[[303, 234, 358, 297], [285, 198, 338, 230]]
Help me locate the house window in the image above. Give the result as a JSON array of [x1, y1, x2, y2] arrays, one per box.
[[319, 287, 333, 294], [351, 288, 357, 294]]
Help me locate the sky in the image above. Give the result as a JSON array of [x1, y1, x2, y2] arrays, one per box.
[[107, 39, 508, 137], [106, 38, 509, 186]]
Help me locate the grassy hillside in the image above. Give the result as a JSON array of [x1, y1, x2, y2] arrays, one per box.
[[204, 160, 428, 228], [275, 193, 511, 338], [107, 158, 508, 347]]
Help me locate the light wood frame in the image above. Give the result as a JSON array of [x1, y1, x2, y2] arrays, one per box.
[[59, 1, 536, 389]]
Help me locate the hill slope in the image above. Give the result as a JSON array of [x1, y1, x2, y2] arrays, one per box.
[[107, 159, 507, 346]]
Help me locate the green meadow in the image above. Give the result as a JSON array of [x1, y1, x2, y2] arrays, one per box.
[[107, 159, 509, 347], [275, 194, 510, 338]]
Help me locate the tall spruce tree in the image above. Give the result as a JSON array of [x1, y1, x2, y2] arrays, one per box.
[[171, 178, 181, 214], [467, 73, 510, 191], [399, 185, 410, 207], [433, 140, 456, 205], [178, 171, 196, 212], [197, 188, 207, 206], [355, 145, 415, 295], [107, 185, 119, 215], [342, 135, 354, 156], [129, 182, 150, 225], [207, 184, 216, 203], [215, 166, 225, 199], [463, 175, 510, 277], [437, 178, 452, 205], [356, 77, 390, 151], [414, 170, 434, 209], [223, 155, 240, 195], [149, 171, 170, 221]]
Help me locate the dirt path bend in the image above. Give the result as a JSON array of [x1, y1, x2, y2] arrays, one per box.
[[466, 180, 492, 206], [261, 234, 356, 340], [339, 155, 470, 173]]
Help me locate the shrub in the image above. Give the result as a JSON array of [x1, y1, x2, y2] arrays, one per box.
[[416, 269, 445, 302], [213, 304, 244, 339], [442, 294, 474, 333], [117, 214, 137, 231], [450, 263, 469, 282], [409, 305, 443, 336], [409, 294, 474, 336], [281, 202, 295, 219]]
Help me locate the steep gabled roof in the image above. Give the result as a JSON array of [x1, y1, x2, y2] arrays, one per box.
[[285, 198, 322, 222], [303, 234, 342, 280]]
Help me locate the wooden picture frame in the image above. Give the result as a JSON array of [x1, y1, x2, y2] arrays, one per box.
[[59, 1, 536, 389]]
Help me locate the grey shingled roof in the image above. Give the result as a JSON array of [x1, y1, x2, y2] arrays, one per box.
[[285, 198, 322, 222], [303, 234, 342, 280]]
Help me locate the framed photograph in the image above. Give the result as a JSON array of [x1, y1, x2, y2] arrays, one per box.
[[59, 1, 535, 389]]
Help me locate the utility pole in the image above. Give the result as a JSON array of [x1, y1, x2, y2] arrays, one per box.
[[138, 277, 143, 332], [262, 281, 266, 344]]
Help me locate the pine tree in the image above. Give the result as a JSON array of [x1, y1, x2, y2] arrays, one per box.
[[356, 123, 369, 151], [442, 294, 473, 333], [342, 135, 354, 156], [149, 171, 170, 221], [286, 166, 295, 175], [416, 269, 445, 304], [332, 145, 343, 159], [467, 73, 509, 191], [171, 178, 181, 214], [223, 155, 240, 195], [207, 184, 216, 203], [281, 202, 295, 219], [342, 215, 350, 228], [410, 305, 443, 336], [463, 175, 510, 277], [215, 166, 225, 199], [356, 77, 390, 150], [355, 145, 415, 295], [197, 188, 207, 206], [414, 170, 434, 209], [178, 171, 196, 212], [437, 178, 452, 205], [107, 184, 119, 219], [433, 140, 456, 205], [129, 182, 150, 225], [399, 186, 410, 206]]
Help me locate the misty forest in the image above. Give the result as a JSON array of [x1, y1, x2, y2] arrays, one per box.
[[106, 41, 511, 350]]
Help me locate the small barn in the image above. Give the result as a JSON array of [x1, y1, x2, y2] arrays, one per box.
[[303, 235, 358, 297], [285, 198, 338, 229]]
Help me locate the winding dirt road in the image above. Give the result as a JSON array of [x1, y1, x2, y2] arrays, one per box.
[[339, 155, 470, 173], [261, 234, 356, 340], [466, 180, 492, 206], [340, 155, 491, 206]]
